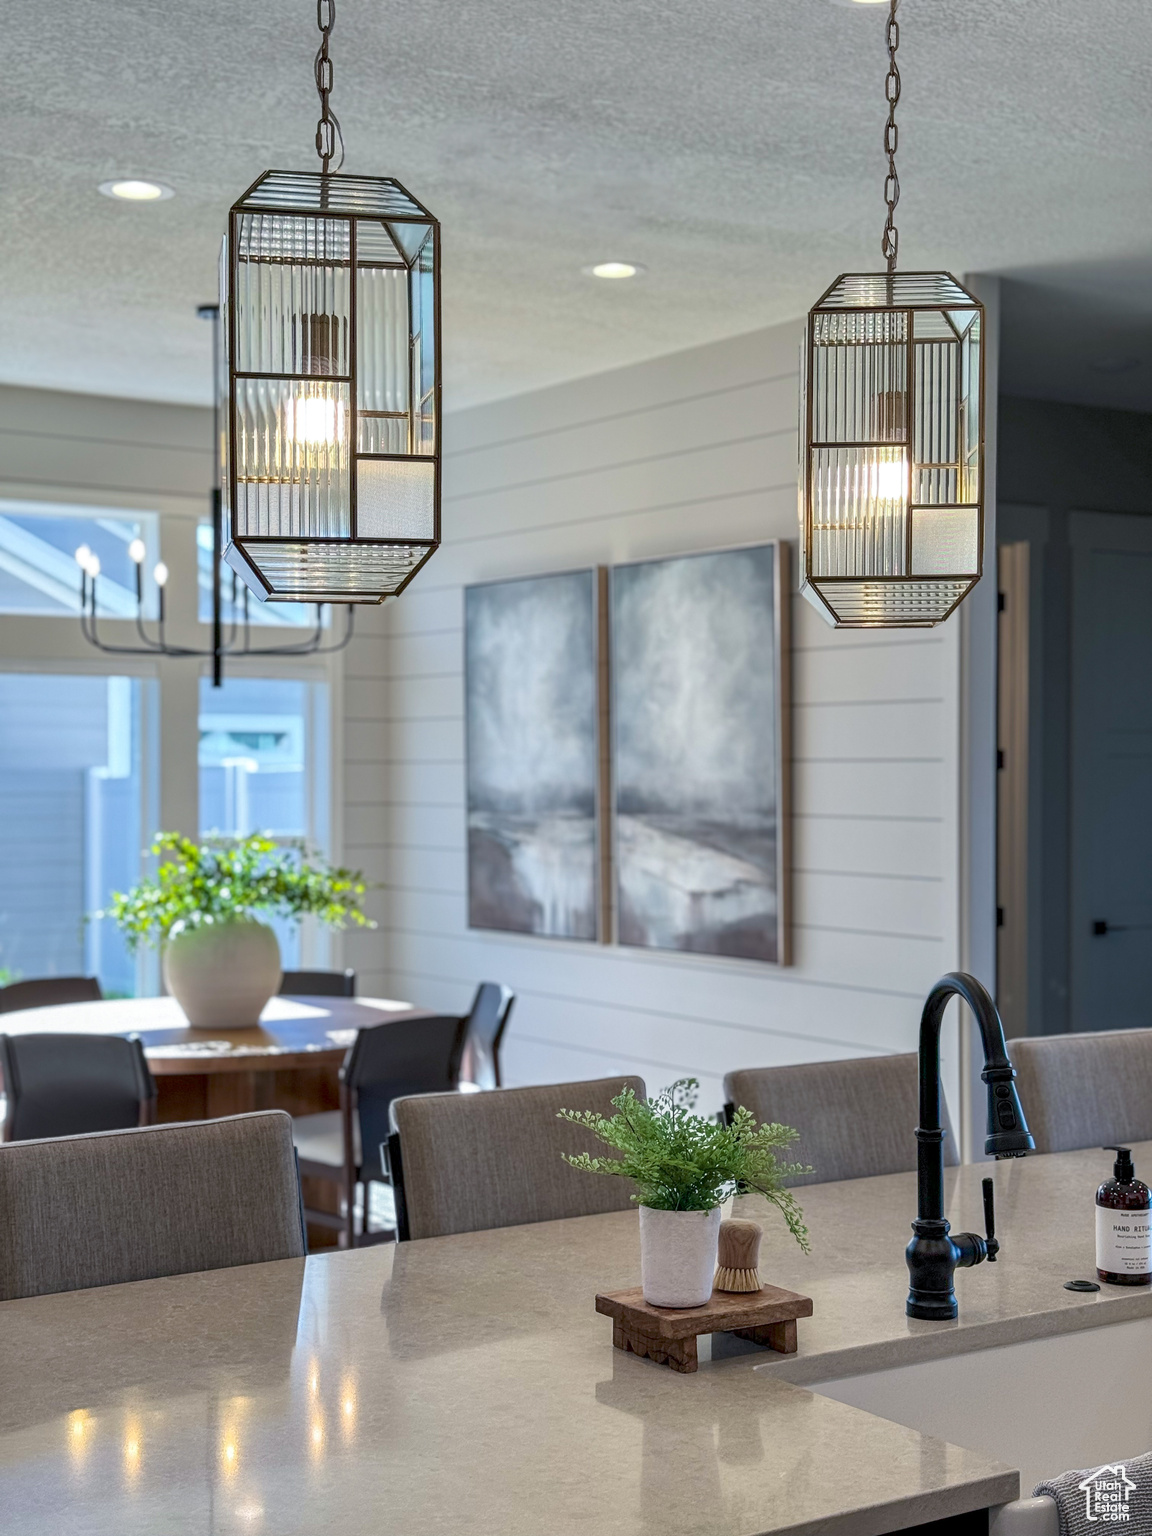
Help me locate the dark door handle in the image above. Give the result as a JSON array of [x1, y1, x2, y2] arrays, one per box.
[[1093, 921, 1152, 936]]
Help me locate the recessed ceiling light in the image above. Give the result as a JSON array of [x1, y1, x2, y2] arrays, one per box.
[[98, 179, 174, 202], [828, 0, 888, 7], [584, 262, 645, 280]]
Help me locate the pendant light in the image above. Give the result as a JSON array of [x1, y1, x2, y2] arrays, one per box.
[[220, 0, 441, 605], [799, 0, 984, 628]]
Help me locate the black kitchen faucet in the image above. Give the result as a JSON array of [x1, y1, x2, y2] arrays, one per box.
[[906, 972, 1035, 1320]]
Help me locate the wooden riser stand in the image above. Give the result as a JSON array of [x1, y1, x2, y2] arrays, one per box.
[[596, 1283, 813, 1374]]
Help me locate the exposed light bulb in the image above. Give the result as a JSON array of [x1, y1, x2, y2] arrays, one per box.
[[128, 537, 146, 564], [284, 394, 344, 447], [88, 555, 101, 578], [153, 561, 169, 587], [871, 457, 908, 502], [75, 543, 92, 569]]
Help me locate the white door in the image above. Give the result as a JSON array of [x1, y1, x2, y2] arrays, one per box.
[[1070, 511, 1152, 1031]]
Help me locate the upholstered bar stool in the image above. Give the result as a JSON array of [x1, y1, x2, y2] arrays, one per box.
[[389, 1075, 645, 1240], [723, 1054, 959, 1186], [1008, 1029, 1152, 1153], [0, 1111, 306, 1301]]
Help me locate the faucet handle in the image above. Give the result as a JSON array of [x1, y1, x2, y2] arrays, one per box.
[[982, 1176, 999, 1261]]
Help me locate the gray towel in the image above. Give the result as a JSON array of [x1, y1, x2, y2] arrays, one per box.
[[1035, 1453, 1152, 1536]]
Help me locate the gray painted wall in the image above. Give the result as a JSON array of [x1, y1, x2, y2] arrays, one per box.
[[997, 395, 1152, 1034]]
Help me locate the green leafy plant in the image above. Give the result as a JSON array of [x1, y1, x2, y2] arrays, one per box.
[[103, 832, 375, 950], [559, 1078, 811, 1250]]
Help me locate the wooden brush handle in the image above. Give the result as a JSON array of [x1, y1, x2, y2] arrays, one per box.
[[718, 1218, 762, 1271]]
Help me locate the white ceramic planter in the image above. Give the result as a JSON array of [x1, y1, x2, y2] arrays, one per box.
[[163, 918, 282, 1029], [639, 1205, 722, 1308]]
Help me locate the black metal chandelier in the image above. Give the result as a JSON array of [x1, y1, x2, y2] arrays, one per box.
[[798, 0, 985, 629], [219, 0, 441, 606], [75, 306, 355, 687]]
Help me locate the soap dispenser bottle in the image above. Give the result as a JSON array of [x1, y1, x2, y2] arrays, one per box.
[[1096, 1146, 1152, 1286]]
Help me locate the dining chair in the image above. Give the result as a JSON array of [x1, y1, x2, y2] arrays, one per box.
[[457, 982, 515, 1090], [0, 1033, 156, 1141], [279, 969, 357, 998], [291, 1013, 467, 1246], [723, 1054, 960, 1187], [1008, 1029, 1152, 1153], [388, 1075, 646, 1241], [0, 976, 103, 1014], [0, 1111, 307, 1302]]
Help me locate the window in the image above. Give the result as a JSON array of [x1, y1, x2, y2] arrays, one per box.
[[198, 675, 330, 967], [0, 489, 340, 998], [0, 500, 158, 617], [0, 673, 149, 997]]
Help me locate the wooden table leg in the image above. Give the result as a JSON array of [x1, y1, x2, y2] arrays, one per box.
[[612, 1321, 698, 1373], [731, 1318, 798, 1354]]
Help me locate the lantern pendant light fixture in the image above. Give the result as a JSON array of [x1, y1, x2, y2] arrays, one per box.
[[799, 0, 984, 628], [220, 0, 441, 605]]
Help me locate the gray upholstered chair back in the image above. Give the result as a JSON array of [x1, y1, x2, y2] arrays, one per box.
[[0, 976, 103, 1013], [1008, 1030, 1152, 1154], [391, 1075, 645, 1240], [0, 1032, 156, 1141], [0, 1111, 306, 1302], [724, 1053, 959, 1187]]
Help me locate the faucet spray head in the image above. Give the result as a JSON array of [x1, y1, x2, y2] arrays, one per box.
[[983, 1062, 1035, 1159]]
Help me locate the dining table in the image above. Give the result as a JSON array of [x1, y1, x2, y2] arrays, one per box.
[[0, 993, 437, 1244], [0, 994, 435, 1120]]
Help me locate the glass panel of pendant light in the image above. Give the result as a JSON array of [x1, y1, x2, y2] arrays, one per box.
[[222, 171, 440, 605], [799, 271, 983, 629]]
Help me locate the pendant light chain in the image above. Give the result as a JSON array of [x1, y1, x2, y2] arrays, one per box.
[[315, 0, 345, 173], [881, 0, 901, 274]]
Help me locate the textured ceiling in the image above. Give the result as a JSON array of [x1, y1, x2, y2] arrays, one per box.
[[4, 0, 1152, 409]]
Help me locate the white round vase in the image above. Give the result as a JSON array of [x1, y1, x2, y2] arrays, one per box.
[[163, 918, 282, 1030], [639, 1205, 723, 1308]]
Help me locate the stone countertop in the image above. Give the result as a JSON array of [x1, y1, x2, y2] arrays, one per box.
[[0, 1195, 1022, 1536], [4, 1141, 1135, 1535], [734, 1139, 1152, 1385]]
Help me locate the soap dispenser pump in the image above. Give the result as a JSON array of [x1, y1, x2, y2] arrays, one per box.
[[1096, 1146, 1151, 1286]]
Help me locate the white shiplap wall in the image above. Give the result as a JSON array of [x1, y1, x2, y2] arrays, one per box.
[[345, 319, 964, 1115]]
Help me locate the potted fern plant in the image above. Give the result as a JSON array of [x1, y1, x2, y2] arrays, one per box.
[[104, 833, 374, 1028], [560, 1078, 810, 1308]]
